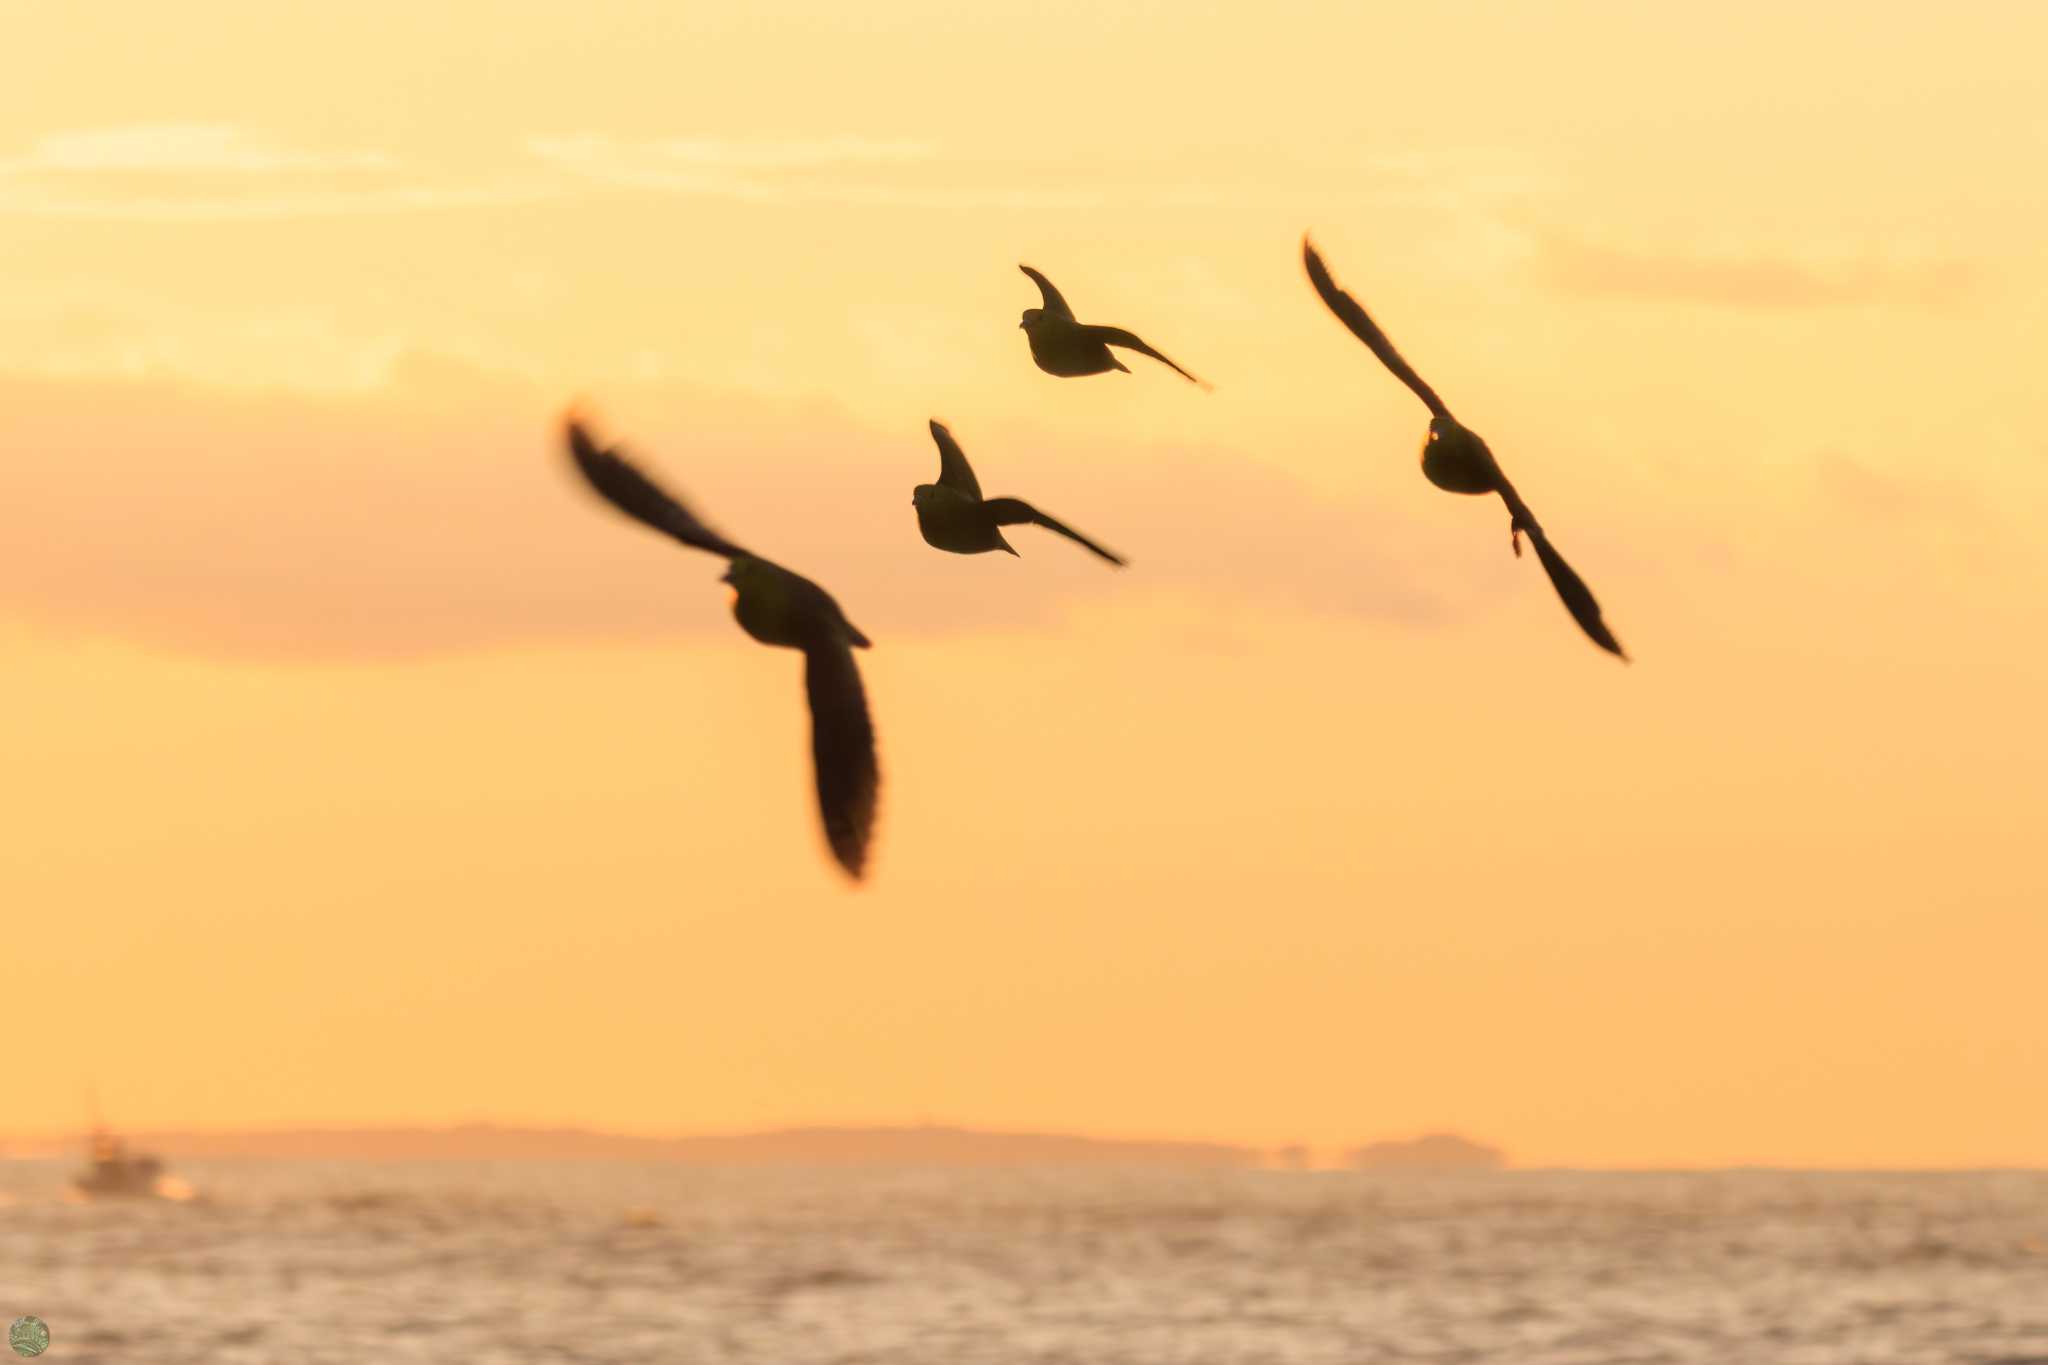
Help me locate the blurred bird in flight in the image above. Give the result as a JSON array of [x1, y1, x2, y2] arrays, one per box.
[[1302, 237, 1628, 661], [564, 414, 881, 880], [1017, 265, 1211, 390], [912, 420, 1126, 566]]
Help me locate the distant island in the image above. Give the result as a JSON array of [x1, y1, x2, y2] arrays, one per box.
[[6, 1124, 1514, 1170], [4, 1123, 1262, 1168], [1346, 1132, 1506, 1171]]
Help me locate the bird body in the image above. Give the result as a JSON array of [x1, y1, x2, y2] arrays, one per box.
[[1422, 417, 1509, 496], [564, 416, 880, 880], [723, 556, 871, 651], [1016, 265, 1210, 389], [1302, 236, 1627, 660], [912, 421, 1125, 566], [912, 484, 1020, 556], [1021, 322, 1133, 379]]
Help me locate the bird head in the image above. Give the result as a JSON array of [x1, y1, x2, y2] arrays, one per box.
[[1019, 308, 1043, 331], [911, 484, 936, 507], [719, 558, 772, 611]]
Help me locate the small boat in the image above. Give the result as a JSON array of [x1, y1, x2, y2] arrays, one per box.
[[70, 1126, 175, 1199]]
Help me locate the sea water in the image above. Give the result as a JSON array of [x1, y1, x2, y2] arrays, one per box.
[[4, 1162, 2046, 1364]]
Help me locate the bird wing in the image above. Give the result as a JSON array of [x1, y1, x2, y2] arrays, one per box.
[[1497, 484, 1626, 660], [803, 645, 880, 880], [984, 497, 1126, 566], [1302, 237, 1453, 421], [1084, 326, 1211, 389], [1522, 525, 1627, 660], [565, 418, 752, 559], [1018, 265, 1077, 320], [927, 420, 983, 499]]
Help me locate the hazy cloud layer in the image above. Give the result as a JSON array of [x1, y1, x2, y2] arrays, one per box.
[[0, 363, 1467, 660], [1, 124, 1552, 221], [0, 122, 558, 221], [529, 134, 936, 172], [0, 123, 1191, 218], [2, 124, 395, 174], [526, 134, 1218, 209], [1534, 229, 1977, 310], [1815, 452, 1983, 528]]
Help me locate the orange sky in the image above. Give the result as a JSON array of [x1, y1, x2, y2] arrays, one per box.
[[4, 1, 2045, 1167]]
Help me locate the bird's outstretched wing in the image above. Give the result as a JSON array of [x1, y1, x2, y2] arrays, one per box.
[[803, 645, 880, 880], [927, 420, 983, 499], [565, 418, 751, 559], [1512, 517, 1628, 661], [1018, 265, 1076, 320], [984, 497, 1126, 566], [1302, 236, 1452, 421], [1084, 326, 1211, 389]]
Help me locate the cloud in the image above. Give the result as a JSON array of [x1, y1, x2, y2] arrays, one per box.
[[526, 134, 1214, 209], [0, 175, 558, 222], [1532, 229, 1978, 310], [0, 364, 1462, 661], [530, 134, 935, 172], [0, 123, 558, 221], [0, 126, 1535, 222], [1351, 148, 1562, 204], [6, 124, 395, 174], [1815, 453, 1983, 528], [0, 125, 1147, 218]]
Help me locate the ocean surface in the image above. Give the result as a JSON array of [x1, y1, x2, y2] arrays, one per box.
[[4, 1162, 2047, 1364]]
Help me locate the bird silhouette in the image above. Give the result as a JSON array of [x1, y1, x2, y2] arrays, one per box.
[[1017, 265, 1211, 389], [912, 420, 1126, 566], [1302, 236, 1627, 660], [564, 414, 881, 879]]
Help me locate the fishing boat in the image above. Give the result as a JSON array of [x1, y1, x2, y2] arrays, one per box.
[[70, 1126, 184, 1199]]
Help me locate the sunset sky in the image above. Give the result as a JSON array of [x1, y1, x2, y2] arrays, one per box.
[[5, 1, 2044, 1168]]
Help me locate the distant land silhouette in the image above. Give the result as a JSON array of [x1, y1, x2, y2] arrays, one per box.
[[1346, 1132, 1506, 1171], [4, 1124, 1519, 1169], [4, 1124, 1262, 1167]]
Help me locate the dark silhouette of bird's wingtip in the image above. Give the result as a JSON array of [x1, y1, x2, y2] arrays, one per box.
[[928, 418, 948, 436], [1583, 623, 1629, 663]]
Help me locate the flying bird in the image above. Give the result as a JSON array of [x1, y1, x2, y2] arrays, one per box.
[[912, 420, 1126, 566], [563, 414, 880, 880], [1302, 236, 1628, 660], [1017, 265, 1211, 389]]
